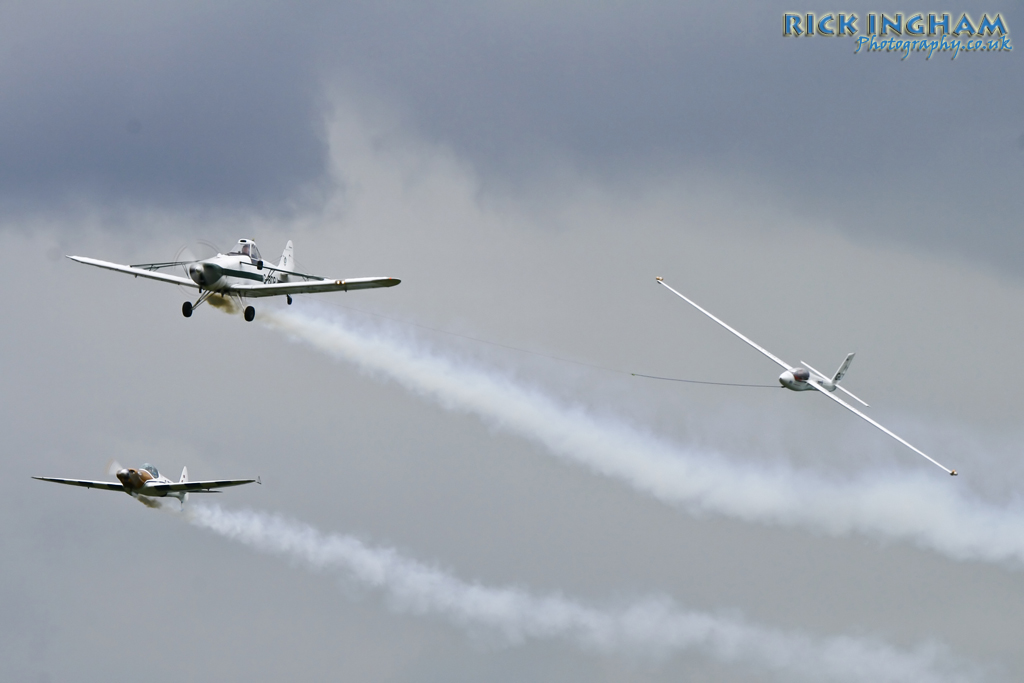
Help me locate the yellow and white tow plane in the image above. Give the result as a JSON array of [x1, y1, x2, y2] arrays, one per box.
[[656, 277, 957, 476], [33, 463, 257, 507], [68, 238, 400, 321]]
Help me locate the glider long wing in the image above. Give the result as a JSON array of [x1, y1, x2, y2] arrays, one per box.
[[67, 256, 198, 289], [227, 277, 401, 298], [803, 379, 956, 475], [657, 278, 792, 371], [32, 476, 125, 492]]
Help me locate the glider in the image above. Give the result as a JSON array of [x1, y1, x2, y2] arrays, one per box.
[[656, 277, 956, 475], [68, 238, 400, 322]]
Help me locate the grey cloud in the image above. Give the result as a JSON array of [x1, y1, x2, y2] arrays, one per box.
[[4, 2, 1021, 273]]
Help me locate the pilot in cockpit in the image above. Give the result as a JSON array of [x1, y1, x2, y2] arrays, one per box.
[[231, 240, 262, 262]]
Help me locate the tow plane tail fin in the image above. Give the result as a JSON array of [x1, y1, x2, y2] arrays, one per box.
[[179, 467, 189, 506], [278, 240, 294, 276]]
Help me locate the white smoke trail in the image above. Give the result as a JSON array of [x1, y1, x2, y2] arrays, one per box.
[[262, 307, 1024, 567], [186, 503, 967, 682]]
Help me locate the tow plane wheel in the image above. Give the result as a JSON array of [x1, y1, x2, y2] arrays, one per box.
[[287, 295, 293, 305], [182, 301, 193, 318], [244, 306, 255, 322]]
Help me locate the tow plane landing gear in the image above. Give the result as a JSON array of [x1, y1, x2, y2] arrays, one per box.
[[286, 295, 293, 305], [244, 306, 256, 322], [182, 290, 214, 318]]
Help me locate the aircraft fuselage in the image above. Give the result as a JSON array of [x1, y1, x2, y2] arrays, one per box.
[[779, 368, 835, 393], [188, 255, 280, 291]]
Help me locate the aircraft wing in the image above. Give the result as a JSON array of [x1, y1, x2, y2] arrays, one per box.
[[67, 256, 199, 289], [804, 380, 956, 475], [144, 479, 257, 492], [227, 277, 401, 298], [657, 278, 792, 371], [32, 476, 125, 492]]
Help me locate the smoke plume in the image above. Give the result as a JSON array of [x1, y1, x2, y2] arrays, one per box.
[[186, 503, 967, 682], [261, 306, 1024, 568]]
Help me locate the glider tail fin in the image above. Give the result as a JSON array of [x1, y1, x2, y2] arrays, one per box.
[[832, 353, 855, 383], [832, 353, 869, 407]]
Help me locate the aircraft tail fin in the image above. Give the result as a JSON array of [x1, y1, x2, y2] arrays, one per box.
[[179, 467, 189, 506], [279, 240, 294, 270], [832, 353, 855, 383], [832, 353, 869, 406]]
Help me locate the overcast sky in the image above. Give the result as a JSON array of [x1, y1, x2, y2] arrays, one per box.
[[2, 2, 1023, 681]]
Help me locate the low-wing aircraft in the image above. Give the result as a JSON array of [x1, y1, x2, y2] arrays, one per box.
[[68, 238, 400, 321], [33, 463, 258, 507], [655, 277, 957, 476]]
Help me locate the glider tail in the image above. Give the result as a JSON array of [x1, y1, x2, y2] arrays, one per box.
[[832, 353, 855, 383], [832, 353, 869, 407]]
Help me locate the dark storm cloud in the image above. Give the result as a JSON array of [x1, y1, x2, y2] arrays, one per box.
[[0, 1, 328, 216], [4, 2, 1021, 263]]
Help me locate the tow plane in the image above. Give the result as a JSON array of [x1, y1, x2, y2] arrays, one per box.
[[655, 277, 956, 475], [68, 238, 400, 321], [33, 463, 258, 507]]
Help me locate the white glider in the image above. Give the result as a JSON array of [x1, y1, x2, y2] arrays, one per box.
[[68, 238, 400, 322], [656, 277, 956, 476], [33, 463, 258, 507]]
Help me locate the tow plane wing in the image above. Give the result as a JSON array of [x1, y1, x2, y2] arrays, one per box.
[[67, 256, 198, 289], [68, 238, 400, 322]]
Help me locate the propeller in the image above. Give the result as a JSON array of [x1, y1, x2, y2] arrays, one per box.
[[173, 240, 221, 295], [105, 459, 124, 477]]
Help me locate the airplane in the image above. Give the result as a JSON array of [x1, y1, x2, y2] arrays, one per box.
[[67, 238, 400, 321], [655, 277, 957, 476], [33, 463, 258, 507]]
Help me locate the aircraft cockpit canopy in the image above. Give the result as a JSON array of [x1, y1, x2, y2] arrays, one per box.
[[229, 239, 262, 261], [141, 464, 159, 478]]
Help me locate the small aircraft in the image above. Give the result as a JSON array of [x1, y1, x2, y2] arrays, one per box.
[[67, 238, 400, 321], [655, 277, 956, 475], [33, 463, 258, 507]]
